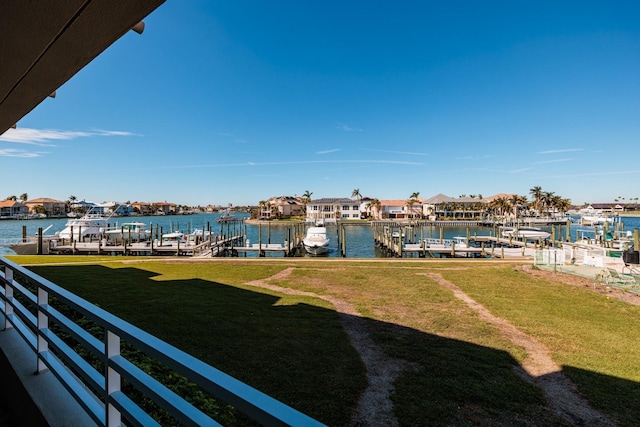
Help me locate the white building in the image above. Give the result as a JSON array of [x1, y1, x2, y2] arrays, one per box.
[[306, 198, 361, 223]]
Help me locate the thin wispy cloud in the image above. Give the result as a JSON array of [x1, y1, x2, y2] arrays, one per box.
[[538, 148, 583, 154], [546, 170, 640, 179], [137, 159, 424, 171], [364, 149, 429, 156], [92, 129, 139, 137], [337, 123, 363, 132], [316, 149, 341, 154], [0, 127, 137, 147], [532, 158, 572, 165], [0, 148, 47, 158], [509, 167, 532, 173]]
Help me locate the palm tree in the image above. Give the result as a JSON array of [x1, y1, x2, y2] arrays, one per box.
[[554, 197, 571, 216], [368, 198, 381, 220], [5, 195, 17, 201], [19, 193, 28, 202], [541, 191, 555, 217], [300, 191, 313, 220], [529, 186, 543, 215], [510, 194, 528, 221], [351, 188, 362, 203], [257, 200, 266, 219], [407, 192, 421, 219]]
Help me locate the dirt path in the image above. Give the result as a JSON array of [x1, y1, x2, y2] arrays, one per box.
[[422, 272, 615, 426], [245, 268, 405, 427]]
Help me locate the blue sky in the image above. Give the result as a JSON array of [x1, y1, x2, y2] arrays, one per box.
[[2, 1, 639, 206]]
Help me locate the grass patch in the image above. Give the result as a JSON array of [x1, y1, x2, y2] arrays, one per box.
[[9, 256, 640, 425], [441, 265, 640, 425]]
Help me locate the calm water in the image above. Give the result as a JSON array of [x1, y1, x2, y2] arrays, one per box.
[[1, 213, 639, 258]]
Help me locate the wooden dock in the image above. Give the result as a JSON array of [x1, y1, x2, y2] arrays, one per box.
[[371, 221, 543, 258]]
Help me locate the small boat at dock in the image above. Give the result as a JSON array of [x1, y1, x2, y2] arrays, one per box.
[[303, 226, 330, 255], [104, 222, 151, 242], [500, 226, 550, 241]]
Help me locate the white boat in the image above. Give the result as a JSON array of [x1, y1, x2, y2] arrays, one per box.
[[580, 214, 614, 226], [421, 236, 469, 250], [56, 212, 108, 241], [303, 226, 330, 255], [577, 206, 615, 225], [8, 225, 57, 255], [155, 231, 190, 248], [104, 222, 151, 242], [501, 226, 550, 240]]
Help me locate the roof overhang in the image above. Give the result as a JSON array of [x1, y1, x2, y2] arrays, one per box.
[[0, 0, 165, 135]]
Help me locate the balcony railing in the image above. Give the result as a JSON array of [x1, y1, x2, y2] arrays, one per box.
[[0, 257, 323, 426]]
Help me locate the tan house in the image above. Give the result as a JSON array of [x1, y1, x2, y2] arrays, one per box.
[[24, 197, 66, 217], [131, 202, 153, 216], [0, 199, 29, 218], [153, 201, 177, 215], [259, 196, 305, 219]]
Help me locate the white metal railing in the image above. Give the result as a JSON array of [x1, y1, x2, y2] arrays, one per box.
[[0, 256, 324, 426]]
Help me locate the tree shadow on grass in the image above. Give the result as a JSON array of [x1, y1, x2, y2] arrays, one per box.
[[26, 264, 638, 426]]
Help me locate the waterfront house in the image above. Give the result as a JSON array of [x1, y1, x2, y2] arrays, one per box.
[[377, 200, 423, 220], [260, 196, 305, 219], [131, 201, 153, 216], [0, 200, 29, 219], [24, 197, 66, 217], [98, 201, 135, 216], [306, 198, 360, 223], [70, 200, 98, 214], [152, 201, 177, 215], [422, 194, 487, 220], [358, 196, 375, 219]]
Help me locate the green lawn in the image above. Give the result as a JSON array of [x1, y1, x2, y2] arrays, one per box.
[[10, 256, 640, 426]]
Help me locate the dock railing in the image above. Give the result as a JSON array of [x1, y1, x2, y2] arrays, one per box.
[[0, 256, 323, 426]]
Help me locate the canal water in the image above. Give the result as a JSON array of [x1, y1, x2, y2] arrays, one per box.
[[1, 213, 639, 258]]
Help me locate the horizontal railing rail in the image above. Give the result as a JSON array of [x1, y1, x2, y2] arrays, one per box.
[[0, 256, 324, 426]]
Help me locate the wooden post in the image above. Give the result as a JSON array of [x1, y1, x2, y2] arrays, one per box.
[[37, 227, 43, 255], [341, 226, 347, 258], [634, 228, 639, 252]]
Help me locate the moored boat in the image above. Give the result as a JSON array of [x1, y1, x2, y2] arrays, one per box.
[[104, 222, 151, 242], [303, 226, 330, 255], [500, 226, 550, 240], [56, 211, 109, 241], [216, 213, 238, 223], [8, 225, 57, 255]]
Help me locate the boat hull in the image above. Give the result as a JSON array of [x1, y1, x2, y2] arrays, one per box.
[[303, 226, 330, 255], [303, 242, 329, 256]]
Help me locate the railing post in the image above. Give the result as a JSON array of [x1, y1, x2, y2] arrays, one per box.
[[3, 268, 14, 330], [37, 287, 49, 373], [106, 331, 122, 427]]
